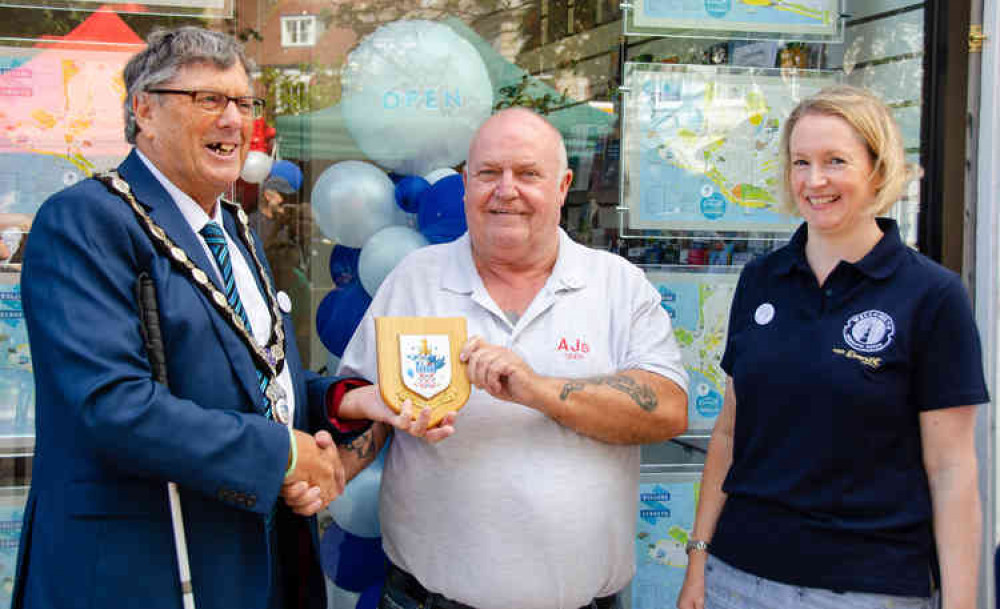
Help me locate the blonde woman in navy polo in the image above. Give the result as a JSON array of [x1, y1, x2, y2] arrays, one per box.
[[678, 85, 988, 609]]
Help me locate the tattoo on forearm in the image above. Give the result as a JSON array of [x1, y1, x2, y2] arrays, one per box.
[[559, 375, 658, 412], [344, 430, 376, 461], [559, 381, 585, 400]]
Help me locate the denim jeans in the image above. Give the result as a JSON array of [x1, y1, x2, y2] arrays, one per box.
[[704, 554, 937, 609]]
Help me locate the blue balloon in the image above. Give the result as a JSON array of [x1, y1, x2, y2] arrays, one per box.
[[417, 173, 467, 244], [357, 581, 383, 609], [316, 282, 372, 358], [394, 175, 431, 214], [329, 245, 361, 287], [327, 455, 383, 538], [320, 521, 387, 592]]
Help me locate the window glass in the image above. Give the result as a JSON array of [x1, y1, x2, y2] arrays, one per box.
[[281, 15, 316, 47], [0, 2, 930, 605]]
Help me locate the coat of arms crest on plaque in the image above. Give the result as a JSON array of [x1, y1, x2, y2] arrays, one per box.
[[375, 316, 470, 427]]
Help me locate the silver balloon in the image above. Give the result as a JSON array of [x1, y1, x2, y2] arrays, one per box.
[[341, 20, 493, 176], [310, 161, 399, 248], [358, 226, 428, 296], [240, 150, 273, 184], [324, 579, 359, 609]]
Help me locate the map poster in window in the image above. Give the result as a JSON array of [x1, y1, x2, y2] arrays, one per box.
[[624, 0, 843, 42], [646, 269, 737, 431], [0, 487, 27, 604], [631, 471, 701, 609], [621, 63, 836, 232]]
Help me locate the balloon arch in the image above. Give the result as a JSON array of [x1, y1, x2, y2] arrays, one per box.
[[306, 19, 491, 608]]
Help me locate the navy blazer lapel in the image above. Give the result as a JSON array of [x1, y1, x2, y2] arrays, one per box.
[[117, 152, 221, 285], [222, 207, 308, 425], [116, 150, 264, 411]]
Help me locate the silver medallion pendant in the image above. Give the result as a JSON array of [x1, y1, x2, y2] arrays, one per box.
[[266, 382, 290, 424]]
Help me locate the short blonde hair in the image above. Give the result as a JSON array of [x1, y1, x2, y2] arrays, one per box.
[[777, 84, 919, 216]]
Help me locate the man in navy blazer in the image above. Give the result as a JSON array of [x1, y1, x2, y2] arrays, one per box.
[[12, 27, 386, 609]]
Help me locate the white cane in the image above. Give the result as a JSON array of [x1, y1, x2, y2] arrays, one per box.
[[168, 481, 196, 609], [137, 273, 197, 609]]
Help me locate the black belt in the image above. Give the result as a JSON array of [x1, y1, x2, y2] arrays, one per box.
[[386, 563, 618, 609]]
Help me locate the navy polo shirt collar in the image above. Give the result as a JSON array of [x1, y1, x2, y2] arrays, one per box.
[[772, 217, 907, 280]]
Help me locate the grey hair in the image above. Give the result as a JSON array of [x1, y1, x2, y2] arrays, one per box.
[[123, 26, 254, 144]]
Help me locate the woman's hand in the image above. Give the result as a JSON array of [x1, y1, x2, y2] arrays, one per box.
[[677, 553, 707, 609]]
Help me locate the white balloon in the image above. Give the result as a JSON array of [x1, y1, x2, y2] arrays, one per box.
[[423, 167, 459, 186], [310, 161, 398, 248], [326, 457, 382, 538], [358, 226, 428, 296], [240, 150, 272, 184], [341, 20, 493, 176], [326, 352, 341, 376]]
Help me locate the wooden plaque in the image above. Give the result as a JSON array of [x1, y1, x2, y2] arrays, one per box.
[[375, 316, 470, 427]]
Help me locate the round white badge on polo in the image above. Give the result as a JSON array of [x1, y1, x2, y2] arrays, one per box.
[[276, 291, 292, 313], [754, 303, 775, 325]]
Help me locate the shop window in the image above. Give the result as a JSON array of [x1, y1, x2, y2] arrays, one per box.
[[281, 15, 317, 47]]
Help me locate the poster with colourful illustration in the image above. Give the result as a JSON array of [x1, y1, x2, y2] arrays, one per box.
[[647, 270, 737, 431], [622, 64, 835, 231], [0, 11, 142, 217], [628, 0, 841, 39], [632, 474, 700, 609]]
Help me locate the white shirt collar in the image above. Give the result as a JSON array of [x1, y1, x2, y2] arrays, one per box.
[[441, 228, 586, 295], [135, 148, 224, 232]]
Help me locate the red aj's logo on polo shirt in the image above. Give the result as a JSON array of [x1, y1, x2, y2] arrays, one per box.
[[556, 337, 589, 360]]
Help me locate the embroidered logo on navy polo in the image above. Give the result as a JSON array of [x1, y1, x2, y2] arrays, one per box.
[[843, 310, 895, 353]]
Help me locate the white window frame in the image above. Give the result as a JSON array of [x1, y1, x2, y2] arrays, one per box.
[[281, 15, 317, 48]]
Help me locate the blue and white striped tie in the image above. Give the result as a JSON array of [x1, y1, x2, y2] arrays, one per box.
[[200, 221, 274, 419]]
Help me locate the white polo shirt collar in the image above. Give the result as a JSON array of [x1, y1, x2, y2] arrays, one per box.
[[440, 228, 587, 296]]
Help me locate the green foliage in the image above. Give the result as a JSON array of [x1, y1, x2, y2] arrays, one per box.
[[494, 74, 569, 115], [259, 63, 342, 118]]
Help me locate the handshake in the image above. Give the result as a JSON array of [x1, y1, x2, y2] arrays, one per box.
[[280, 429, 344, 517], [276, 384, 460, 517]]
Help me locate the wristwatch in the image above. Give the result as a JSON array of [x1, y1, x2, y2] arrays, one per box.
[[685, 539, 709, 555]]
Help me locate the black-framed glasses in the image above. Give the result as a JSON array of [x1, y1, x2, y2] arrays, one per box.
[[148, 89, 266, 119]]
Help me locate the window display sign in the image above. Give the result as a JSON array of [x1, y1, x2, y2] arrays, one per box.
[[646, 269, 737, 431], [631, 470, 701, 609], [621, 63, 836, 232], [0, 487, 26, 606], [624, 0, 843, 42], [0, 273, 32, 450], [0, 12, 138, 215], [0, 0, 230, 18]]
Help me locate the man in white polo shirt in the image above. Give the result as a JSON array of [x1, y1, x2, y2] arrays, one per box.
[[337, 108, 689, 609]]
